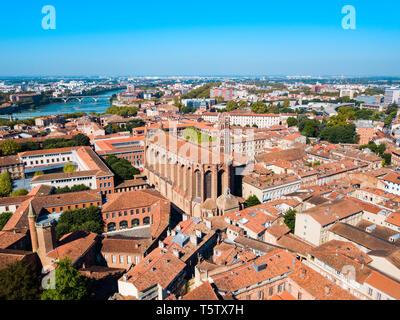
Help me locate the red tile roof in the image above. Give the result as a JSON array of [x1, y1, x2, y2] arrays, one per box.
[[47, 231, 98, 264], [364, 270, 400, 300], [121, 247, 186, 291], [182, 281, 219, 300]]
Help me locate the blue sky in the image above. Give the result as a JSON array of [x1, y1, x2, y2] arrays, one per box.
[[0, 0, 399, 76]]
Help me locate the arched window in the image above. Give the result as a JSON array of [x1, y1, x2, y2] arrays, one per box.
[[217, 170, 226, 197], [194, 170, 201, 198], [143, 217, 151, 225], [107, 222, 116, 232], [120, 221, 128, 230], [131, 219, 139, 227], [204, 171, 212, 200]]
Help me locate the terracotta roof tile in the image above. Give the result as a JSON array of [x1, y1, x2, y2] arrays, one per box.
[[47, 231, 98, 264], [365, 270, 400, 300], [182, 281, 219, 300], [121, 247, 186, 291], [289, 262, 358, 300]]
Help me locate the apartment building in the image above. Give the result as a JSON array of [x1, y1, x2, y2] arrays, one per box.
[[20, 146, 115, 195], [210, 88, 234, 101], [0, 155, 24, 179], [242, 173, 301, 203], [101, 237, 154, 270], [380, 172, 400, 196], [95, 136, 145, 169], [304, 240, 400, 300], [101, 190, 170, 233], [117, 247, 186, 300], [295, 198, 364, 246], [384, 88, 400, 105], [208, 249, 357, 300], [202, 112, 283, 128]]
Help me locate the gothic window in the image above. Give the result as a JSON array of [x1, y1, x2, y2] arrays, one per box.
[[204, 171, 212, 200]]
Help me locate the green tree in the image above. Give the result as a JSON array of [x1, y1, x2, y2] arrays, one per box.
[[181, 105, 196, 114], [282, 99, 290, 108], [34, 171, 44, 177], [42, 134, 91, 149], [63, 163, 76, 173], [245, 195, 261, 208], [226, 101, 238, 112], [20, 141, 41, 152], [0, 140, 21, 156], [0, 261, 42, 300], [181, 82, 220, 99], [376, 143, 386, 157], [125, 119, 145, 133], [55, 205, 103, 240], [53, 184, 90, 194], [105, 155, 140, 181], [287, 117, 298, 127], [299, 118, 321, 137], [109, 94, 117, 104], [267, 104, 279, 114], [283, 209, 296, 233], [251, 102, 268, 114], [0, 211, 12, 230], [104, 123, 115, 135], [11, 188, 29, 197], [41, 258, 91, 300], [319, 123, 358, 144], [70, 133, 90, 146], [239, 100, 249, 109], [0, 172, 12, 197], [106, 106, 138, 117], [215, 96, 225, 104], [382, 153, 392, 167]]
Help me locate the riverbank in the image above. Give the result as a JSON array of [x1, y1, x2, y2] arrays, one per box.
[[9, 89, 125, 120]]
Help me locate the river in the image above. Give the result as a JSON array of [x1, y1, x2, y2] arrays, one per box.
[[11, 89, 125, 120]]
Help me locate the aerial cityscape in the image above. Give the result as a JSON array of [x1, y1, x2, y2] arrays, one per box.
[[0, 0, 400, 308]]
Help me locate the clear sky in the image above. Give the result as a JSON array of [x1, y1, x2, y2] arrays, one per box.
[[0, 0, 399, 77]]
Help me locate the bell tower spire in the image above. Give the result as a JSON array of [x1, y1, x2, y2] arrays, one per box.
[[28, 201, 39, 252]]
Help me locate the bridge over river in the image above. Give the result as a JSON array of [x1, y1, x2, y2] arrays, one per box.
[[53, 95, 111, 103]]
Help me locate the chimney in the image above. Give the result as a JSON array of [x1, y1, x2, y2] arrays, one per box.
[[195, 229, 203, 239], [159, 241, 164, 248], [324, 285, 331, 296], [205, 219, 212, 230], [299, 268, 307, 279], [190, 234, 199, 246], [173, 248, 181, 258], [123, 274, 128, 281]]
